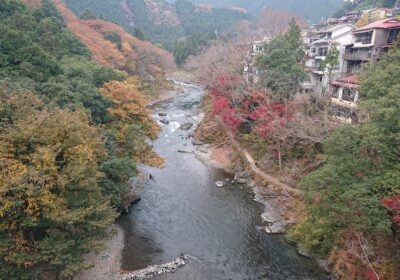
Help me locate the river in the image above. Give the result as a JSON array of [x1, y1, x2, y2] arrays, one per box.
[[117, 81, 328, 280]]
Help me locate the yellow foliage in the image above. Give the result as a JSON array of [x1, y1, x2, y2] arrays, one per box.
[[355, 14, 385, 28], [0, 93, 111, 263], [100, 78, 164, 167], [355, 15, 370, 28]]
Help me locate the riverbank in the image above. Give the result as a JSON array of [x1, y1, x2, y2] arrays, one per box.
[[73, 79, 186, 280], [76, 78, 328, 279], [74, 224, 124, 280], [192, 89, 332, 273]]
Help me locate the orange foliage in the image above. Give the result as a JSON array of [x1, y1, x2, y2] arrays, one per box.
[[54, 0, 175, 79], [100, 78, 164, 167]]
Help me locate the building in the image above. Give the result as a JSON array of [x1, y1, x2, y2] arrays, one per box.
[[343, 18, 400, 73], [303, 24, 355, 94], [330, 18, 400, 123], [243, 37, 270, 84], [362, 8, 394, 19], [330, 75, 359, 123]]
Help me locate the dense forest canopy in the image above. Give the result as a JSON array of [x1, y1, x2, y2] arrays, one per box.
[[63, 0, 251, 50], [167, 0, 344, 23], [0, 0, 162, 278]]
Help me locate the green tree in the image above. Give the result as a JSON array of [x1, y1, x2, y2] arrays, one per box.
[[322, 44, 340, 93], [80, 8, 96, 20], [133, 27, 145, 40], [289, 41, 400, 262], [256, 19, 306, 98]]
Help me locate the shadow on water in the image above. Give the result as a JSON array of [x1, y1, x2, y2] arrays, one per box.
[[117, 81, 329, 280]]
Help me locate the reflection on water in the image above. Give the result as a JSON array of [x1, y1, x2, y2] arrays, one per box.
[[117, 82, 328, 280]]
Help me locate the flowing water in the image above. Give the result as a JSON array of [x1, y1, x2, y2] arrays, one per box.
[[117, 81, 329, 280]]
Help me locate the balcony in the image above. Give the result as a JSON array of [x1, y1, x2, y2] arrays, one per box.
[[331, 97, 357, 109], [343, 51, 372, 61]]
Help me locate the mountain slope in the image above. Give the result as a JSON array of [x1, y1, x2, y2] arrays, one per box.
[[54, 0, 175, 82], [168, 0, 344, 23], [63, 0, 251, 50], [335, 0, 398, 17]]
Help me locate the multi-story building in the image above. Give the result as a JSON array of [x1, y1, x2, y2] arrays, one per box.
[[330, 18, 400, 123], [242, 37, 270, 84], [343, 18, 400, 73], [303, 24, 355, 94]]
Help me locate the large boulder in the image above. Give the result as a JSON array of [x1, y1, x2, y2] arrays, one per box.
[[121, 192, 141, 214]]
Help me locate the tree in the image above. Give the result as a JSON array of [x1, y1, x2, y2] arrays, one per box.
[[0, 92, 116, 279], [133, 27, 145, 40], [322, 44, 340, 94], [80, 9, 96, 20], [289, 40, 400, 278], [256, 19, 306, 99], [100, 78, 164, 167], [257, 8, 307, 37]]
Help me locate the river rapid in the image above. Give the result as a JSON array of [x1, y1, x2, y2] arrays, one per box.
[[117, 81, 328, 280]]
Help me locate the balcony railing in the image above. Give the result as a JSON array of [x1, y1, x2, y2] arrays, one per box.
[[343, 51, 372, 61]]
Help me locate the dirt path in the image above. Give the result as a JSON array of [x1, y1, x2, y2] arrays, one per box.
[[217, 117, 301, 195]]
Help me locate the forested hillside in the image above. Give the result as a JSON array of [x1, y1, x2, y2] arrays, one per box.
[[0, 0, 163, 278], [63, 0, 251, 50], [335, 0, 398, 17], [55, 0, 175, 89], [168, 0, 343, 23]]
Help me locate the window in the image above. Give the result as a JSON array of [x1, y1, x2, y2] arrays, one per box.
[[341, 88, 357, 102], [355, 31, 373, 44], [332, 106, 351, 118], [318, 47, 328, 56], [388, 29, 400, 44], [254, 45, 263, 53]]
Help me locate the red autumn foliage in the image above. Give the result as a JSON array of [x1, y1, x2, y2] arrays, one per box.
[[210, 75, 294, 138], [383, 194, 400, 226], [365, 270, 379, 280]]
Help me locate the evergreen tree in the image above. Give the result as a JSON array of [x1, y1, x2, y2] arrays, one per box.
[[288, 41, 400, 276], [256, 19, 306, 99]]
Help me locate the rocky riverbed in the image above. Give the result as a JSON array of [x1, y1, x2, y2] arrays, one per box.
[[76, 79, 328, 280]]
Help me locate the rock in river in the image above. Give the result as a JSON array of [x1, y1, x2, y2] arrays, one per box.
[[159, 118, 170, 125], [159, 112, 168, 117], [215, 181, 225, 187], [237, 178, 248, 184], [192, 139, 204, 146], [179, 122, 193, 130]]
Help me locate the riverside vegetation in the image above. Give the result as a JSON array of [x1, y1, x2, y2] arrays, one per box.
[[1, 0, 400, 279], [189, 19, 400, 279], [0, 0, 165, 278]]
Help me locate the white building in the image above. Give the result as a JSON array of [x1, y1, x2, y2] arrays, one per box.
[[303, 24, 355, 95]]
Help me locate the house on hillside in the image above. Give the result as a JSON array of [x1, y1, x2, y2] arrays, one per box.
[[242, 37, 270, 84], [342, 18, 400, 73], [362, 8, 394, 19], [303, 24, 355, 94], [330, 18, 400, 123]]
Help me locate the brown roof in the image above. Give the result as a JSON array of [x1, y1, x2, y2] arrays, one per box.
[[331, 75, 359, 89]]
